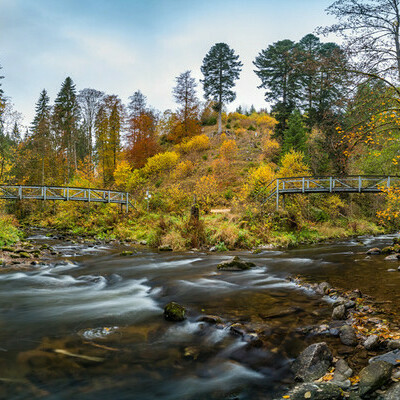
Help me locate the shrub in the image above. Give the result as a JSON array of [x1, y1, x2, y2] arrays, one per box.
[[220, 139, 238, 159], [278, 150, 310, 178], [262, 137, 280, 159], [248, 163, 276, 198], [195, 175, 218, 210], [177, 134, 211, 153], [142, 151, 180, 176], [127, 169, 147, 192], [172, 160, 195, 180], [113, 160, 132, 191]]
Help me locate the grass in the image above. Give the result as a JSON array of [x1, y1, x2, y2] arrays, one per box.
[[0, 214, 21, 246]]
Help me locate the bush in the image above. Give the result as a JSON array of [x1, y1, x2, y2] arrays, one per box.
[[172, 160, 195, 180], [142, 151, 180, 176], [220, 139, 238, 160], [177, 134, 210, 153], [0, 215, 20, 246]]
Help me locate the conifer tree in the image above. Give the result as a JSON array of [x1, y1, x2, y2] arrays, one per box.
[[53, 77, 80, 183], [201, 43, 242, 134], [282, 110, 308, 155]]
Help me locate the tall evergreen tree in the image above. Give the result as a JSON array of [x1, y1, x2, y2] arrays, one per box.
[[281, 110, 308, 155], [53, 77, 80, 183], [201, 43, 242, 134], [172, 70, 201, 142]]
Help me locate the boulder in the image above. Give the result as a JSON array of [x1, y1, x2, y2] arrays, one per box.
[[120, 251, 134, 256], [363, 335, 380, 350], [197, 315, 222, 324], [384, 382, 400, 400], [332, 305, 347, 320], [369, 349, 400, 366], [292, 342, 333, 382], [277, 383, 343, 400], [339, 325, 358, 346], [316, 282, 331, 295], [366, 248, 381, 255], [359, 361, 393, 397], [384, 254, 400, 261], [382, 246, 395, 254], [217, 256, 256, 271], [163, 302, 186, 322], [335, 358, 353, 378]]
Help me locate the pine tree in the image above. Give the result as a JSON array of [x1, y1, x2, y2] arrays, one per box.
[[201, 43, 242, 134], [282, 110, 308, 155], [53, 77, 80, 183]]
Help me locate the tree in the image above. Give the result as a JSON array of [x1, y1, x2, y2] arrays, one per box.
[[321, 0, 400, 82], [78, 88, 104, 168], [171, 70, 201, 142], [53, 77, 80, 183], [201, 43, 242, 134], [126, 91, 158, 168], [281, 110, 308, 155], [254, 40, 299, 136], [30, 89, 54, 184]]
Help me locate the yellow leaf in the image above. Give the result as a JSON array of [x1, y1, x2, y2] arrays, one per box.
[[304, 392, 312, 399]]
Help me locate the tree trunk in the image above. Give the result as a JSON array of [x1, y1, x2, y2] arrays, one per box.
[[218, 108, 222, 135]]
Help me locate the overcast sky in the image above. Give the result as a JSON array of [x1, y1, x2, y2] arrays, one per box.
[[0, 0, 337, 127]]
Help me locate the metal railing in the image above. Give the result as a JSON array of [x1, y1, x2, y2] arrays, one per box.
[[0, 185, 134, 213], [260, 175, 400, 210]]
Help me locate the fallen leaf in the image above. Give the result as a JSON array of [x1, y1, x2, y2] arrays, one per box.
[[54, 349, 104, 362], [304, 392, 311, 399]]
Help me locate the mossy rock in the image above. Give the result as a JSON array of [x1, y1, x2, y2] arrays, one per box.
[[217, 256, 256, 271], [18, 252, 31, 259], [120, 251, 134, 256], [1, 247, 15, 252], [393, 237, 400, 245], [382, 246, 395, 254], [164, 302, 186, 322]]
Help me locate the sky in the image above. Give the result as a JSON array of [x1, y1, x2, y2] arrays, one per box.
[[0, 0, 337, 128]]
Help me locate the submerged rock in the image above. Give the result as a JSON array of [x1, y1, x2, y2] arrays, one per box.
[[120, 250, 134, 256], [366, 248, 381, 255], [163, 302, 186, 322], [216, 256, 256, 271], [339, 325, 358, 346], [197, 315, 222, 324], [359, 361, 393, 397], [278, 383, 343, 400], [292, 342, 333, 382]]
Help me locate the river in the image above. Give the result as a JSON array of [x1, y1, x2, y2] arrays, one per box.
[[0, 232, 398, 399]]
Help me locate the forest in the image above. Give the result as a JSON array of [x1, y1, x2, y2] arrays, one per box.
[[0, 0, 400, 250]]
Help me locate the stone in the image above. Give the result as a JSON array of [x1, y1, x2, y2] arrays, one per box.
[[335, 358, 353, 378], [229, 323, 247, 337], [363, 334, 380, 350], [339, 325, 358, 346], [387, 269, 397, 272], [359, 361, 393, 397], [384, 382, 400, 400], [382, 246, 395, 254], [385, 254, 400, 261], [216, 256, 256, 271], [366, 248, 381, 255], [197, 315, 222, 324], [369, 349, 400, 366], [1, 247, 15, 252], [163, 302, 186, 322], [159, 244, 173, 251], [209, 246, 217, 252], [345, 300, 356, 309], [120, 251, 134, 256], [332, 305, 347, 320], [277, 383, 343, 400], [316, 282, 331, 295], [292, 342, 333, 382], [331, 372, 351, 389], [18, 252, 31, 259], [388, 340, 400, 350], [139, 240, 147, 245]]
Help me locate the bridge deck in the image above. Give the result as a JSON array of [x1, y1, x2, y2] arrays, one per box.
[[261, 175, 400, 210], [0, 185, 134, 212]]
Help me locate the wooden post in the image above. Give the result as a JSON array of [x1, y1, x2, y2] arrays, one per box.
[[358, 176, 362, 193], [276, 179, 280, 211], [126, 193, 129, 213], [329, 177, 333, 193]]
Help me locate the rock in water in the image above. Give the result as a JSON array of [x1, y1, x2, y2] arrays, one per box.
[[332, 305, 347, 320], [369, 349, 400, 365], [163, 302, 186, 322], [216, 256, 256, 271], [292, 342, 333, 382], [366, 248, 381, 255], [339, 325, 358, 346], [277, 383, 343, 400], [358, 361, 393, 397], [363, 335, 379, 350], [159, 244, 173, 251]]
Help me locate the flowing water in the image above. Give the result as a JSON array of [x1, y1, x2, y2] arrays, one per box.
[[0, 232, 399, 399]]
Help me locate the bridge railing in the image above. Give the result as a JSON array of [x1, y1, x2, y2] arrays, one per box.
[[0, 185, 134, 212], [259, 175, 400, 210]]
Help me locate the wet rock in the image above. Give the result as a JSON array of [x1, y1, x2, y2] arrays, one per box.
[[18, 252, 31, 259], [292, 342, 333, 382], [384, 382, 400, 399], [278, 383, 343, 400], [316, 282, 331, 295], [331, 372, 351, 389], [345, 300, 356, 309], [217, 256, 255, 271], [359, 361, 393, 397], [335, 358, 353, 378], [209, 246, 217, 252], [388, 340, 400, 350], [158, 244, 172, 251], [369, 349, 400, 366], [120, 250, 134, 256], [229, 323, 247, 337], [332, 305, 347, 320], [139, 240, 147, 245], [339, 325, 358, 346], [385, 254, 400, 261], [363, 334, 380, 350], [387, 269, 397, 272], [1, 247, 15, 252], [197, 315, 222, 324], [366, 248, 381, 255], [163, 302, 186, 322], [382, 246, 395, 254]]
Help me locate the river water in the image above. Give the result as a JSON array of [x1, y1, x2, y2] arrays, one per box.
[[0, 232, 398, 399]]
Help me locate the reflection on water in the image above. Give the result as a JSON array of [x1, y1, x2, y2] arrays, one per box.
[[0, 233, 398, 399]]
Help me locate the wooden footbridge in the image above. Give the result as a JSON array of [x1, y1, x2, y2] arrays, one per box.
[[0, 185, 133, 212], [261, 175, 400, 210]]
